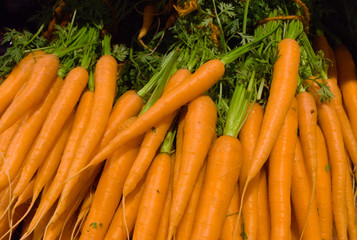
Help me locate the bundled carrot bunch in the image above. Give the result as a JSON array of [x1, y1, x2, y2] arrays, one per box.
[[0, 0, 357, 239]]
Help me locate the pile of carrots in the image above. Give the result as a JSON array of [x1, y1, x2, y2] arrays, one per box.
[[0, 0, 357, 240]]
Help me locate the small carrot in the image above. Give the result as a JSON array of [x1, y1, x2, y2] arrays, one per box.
[[316, 126, 333, 240], [0, 51, 46, 116], [168, 95, 217, 239], [317, 103, 348, 240], [269, 98, 298, 240], [137, 4, 156, 50], [0, 54, 59, 134]]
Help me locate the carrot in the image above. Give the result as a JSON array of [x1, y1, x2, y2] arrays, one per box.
[[334, 45, 357, 139], [237, 103, 264, 240], [0, 54, 59, 134], [123, 69, 191, 197], [50, 54, 117, 225], [256, 167, 270, 240], [0, 76, 64, 191], [316, 126, 333, 240], [168, 95, 217, 239], [189, 135, 242, 240], [243, 37, 300, 194], [137, 4, 156, 50], [269, 97, 298, 240], [345, 156, 357, 239], [85, 59, 224, 171], [132, 152, 172, 240], [175, 162, 206, 240], [219, 184, 241, 240], [291, 137, 322, 240], [104, 176, 146, 240], [79, 118, 142, 240], [12, 65, 88, 199], [317, 103, 348, 239], [0, 51, 46, 116], [312, 33, 337, 79]]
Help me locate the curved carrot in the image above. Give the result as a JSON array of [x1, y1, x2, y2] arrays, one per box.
[[50, 54, 117, 225], [316, 126, 333, 240], [79, 118, 142, 240], [0, 76, 64, 191], [238, 103, 263, 240], [104, 176, 146, 240], [85, 59, 225, 170], [168, 95, 217, 239], [189, 135, 243, 240], [137, 4, 156, 50], [0, 54, 59, 134], [123, 69, 191, 197], [12, 66, 88, 199], [0, 51, 46, 116], [23, 90, 93, 235], [132, 152, 172, 240], [317, 103, 348, 240], [291, 137, 321, 240], [268, 98, 298, 239]]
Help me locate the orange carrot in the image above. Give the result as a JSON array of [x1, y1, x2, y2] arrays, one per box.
[[85, 59, 225, 170], [312, 33, 337, 79], [269, 98, 298, 240], [132, 152, 172, 240], [0, 76, 64, 191], [0, 51, 46, 116], [0, 54, 59, 133], [137, 4, 156, 49], [23, 90, 93, 235], [316, 126, 333, 240], [317, 103, 348, 239], [291, 137, 321, 240], [123, 69, 191, 196], [345, 156, 357, 239], [168, 95, 217, 239], [12, 66, 88, 199], [256, 167, 270, 240], [189, 135, 243, 240], [175, 162, 206, 240]]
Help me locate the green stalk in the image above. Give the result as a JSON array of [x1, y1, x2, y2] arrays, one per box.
[[160, 125, 177, 154], [242, 0, 250, 35]]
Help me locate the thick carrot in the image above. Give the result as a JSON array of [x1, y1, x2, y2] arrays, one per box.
[[0, 54, 59, 134], [123, 69, 191, 196], [189, 135, 243, 240], [0, 51, 46, 116], [168, 95, 217, 239], [132, 152, 172, 240], [269, 98, 298, 240], [237, 103, 264, 240], [0, 76, 64, 191], [86, 59, 225, 170], [103, 176, 146, 240], [256, 167, 270, 240], [12, 66, 88, 199], [291, 137, 321, 240], [244, 38, 300, 189], [219, 184, 242, 240], [79, 118, 142, 240], [175, 162, 206, 240], [316, 126, 333, 240], [317, 103, 348, 239]]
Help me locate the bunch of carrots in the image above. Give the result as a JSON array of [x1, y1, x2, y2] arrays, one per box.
[[0, 0, 357, 239]]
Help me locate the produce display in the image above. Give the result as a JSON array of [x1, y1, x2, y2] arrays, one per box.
[[0, 0, 356, 239]]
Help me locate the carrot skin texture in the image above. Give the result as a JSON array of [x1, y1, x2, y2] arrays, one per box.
[[0, 77, 64, 190], [269, 98, 298, 240], [291, 137, 322, 240], [316, 126, 333, 240], [317, 103, 348, 240], [0, 51, 46, 116], [0, 54, 59, 133], [132, 153, 172, 240], [89, 59, 225, 168], [168, 95, 217, 238], [246, 38, 300, 182], [189, 135, 243, 240], [104, 176, 146, 240], [12, 66, 88, 198]]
